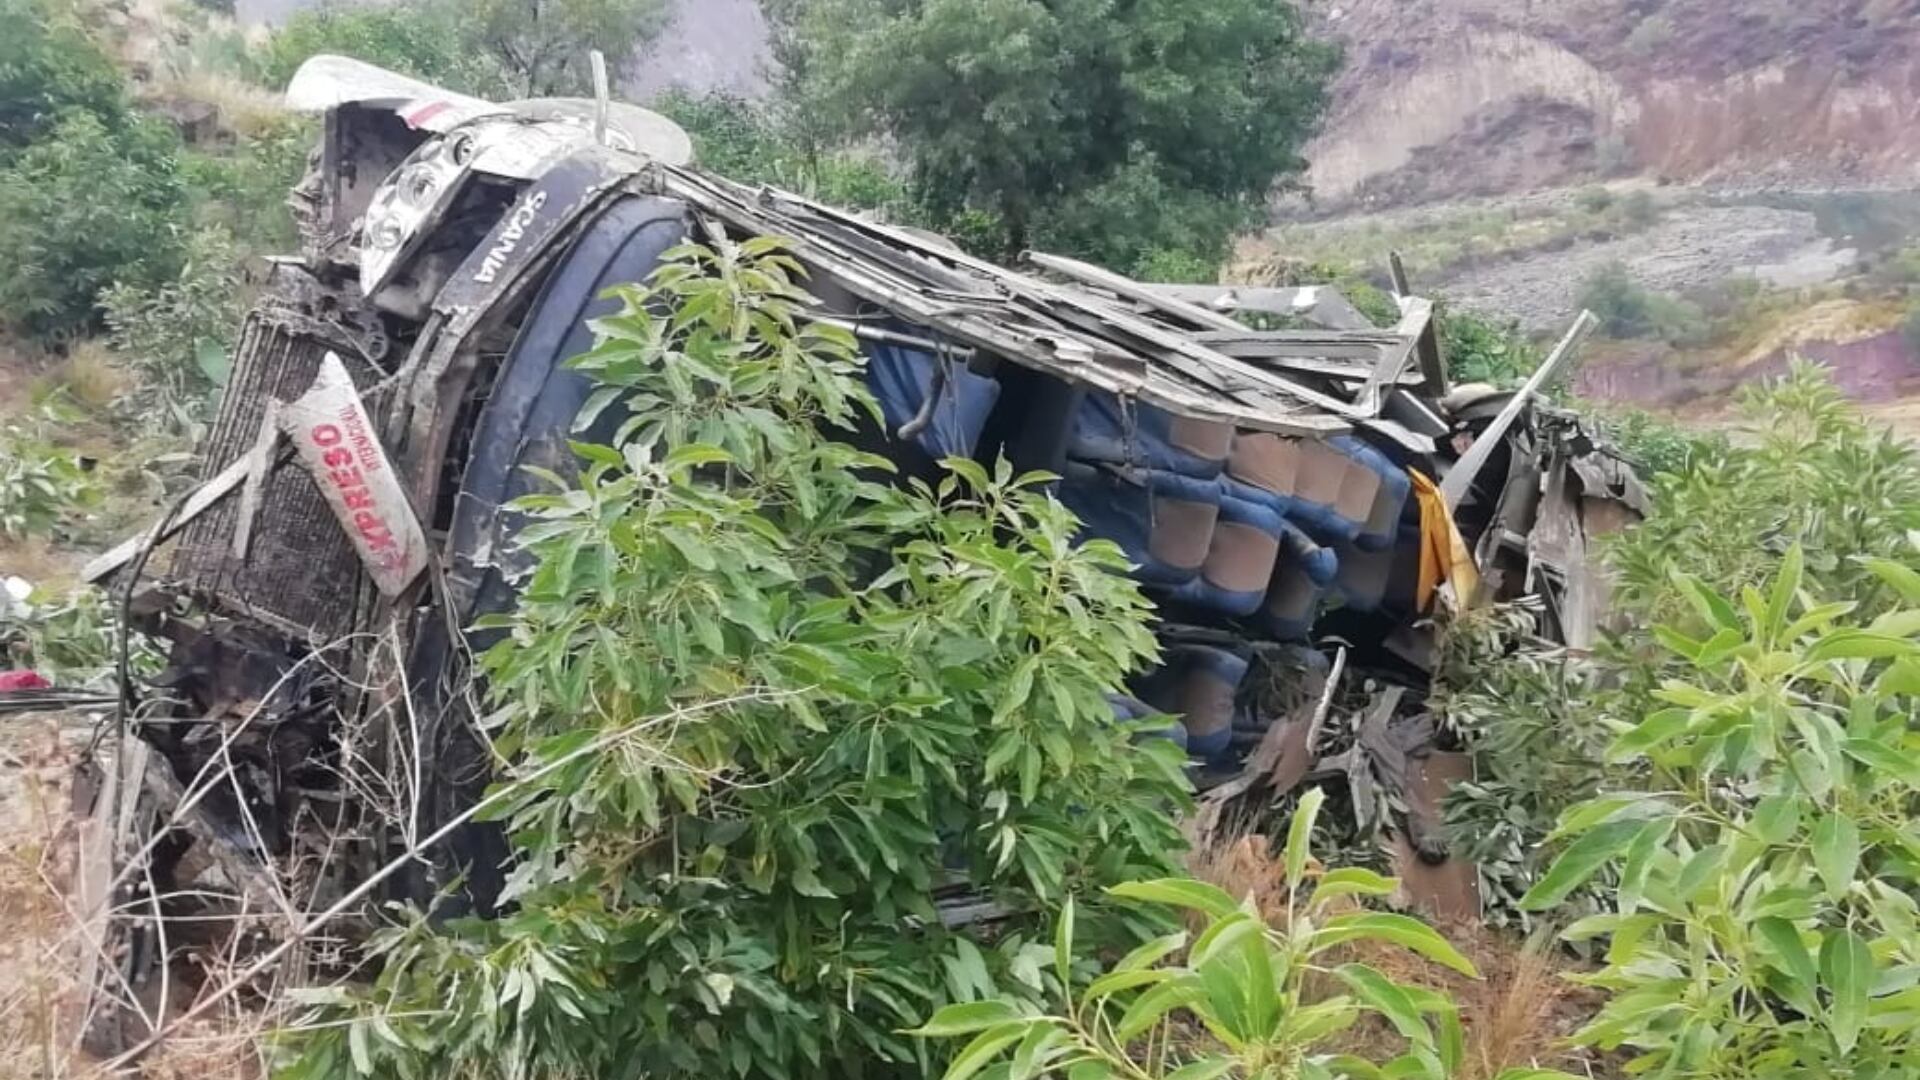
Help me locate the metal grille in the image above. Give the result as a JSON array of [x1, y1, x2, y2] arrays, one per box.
[[171, 310, 381, 643]]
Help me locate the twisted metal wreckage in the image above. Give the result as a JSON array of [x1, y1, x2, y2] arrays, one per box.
[[63, 57, 1647, 1054]]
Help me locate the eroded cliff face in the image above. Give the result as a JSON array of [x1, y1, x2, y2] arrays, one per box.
[[1308, 0, 1920, 208]]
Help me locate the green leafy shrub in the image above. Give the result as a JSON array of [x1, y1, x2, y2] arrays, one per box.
[[0, 109, 188, 341], [1523, 548, 1920, 1075], [180, 114, 314, 252], [101, 226, 244, 430], [1577, 262, 1710, 347], [1028, 155, 1253, 280], [259, 1, 510, 95], [1437, 604, 1615, 932], [0, 0, 130, 154], [0, 397, 96, 540], [1608, 362, 1920, 627], [0, 580, 120, 686], [656, 91, 910, 216], [261, 0, 666, 97], [915, 790, 1568, 1080], [1582, 407, 1716, 480], [1446, 365, 1919, 933], [283, 238, 1190, 1078], [1440, 306, 1539, 387]]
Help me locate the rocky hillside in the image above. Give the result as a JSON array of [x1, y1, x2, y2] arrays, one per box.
[[1308, 0, 1920, 209]]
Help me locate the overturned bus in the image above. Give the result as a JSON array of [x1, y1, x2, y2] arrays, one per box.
[[72, 55, 1645, 1053]]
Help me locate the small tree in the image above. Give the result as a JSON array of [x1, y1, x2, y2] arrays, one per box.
[[0, 109, 187, 342], [789, 0, 1340, 267], [264, 0, 667, 98], [913, 790, 1563, 1080], [0, 0, 130, 154], [284, 238, 1190, 1078], [1524, 548, 1920, 1075], [467, 0, 669, 97]]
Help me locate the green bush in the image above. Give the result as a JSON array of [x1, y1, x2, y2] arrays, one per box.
[[1440, 305, 1539, 387], [1608, 362, 1920, 625], [0, 581, 120, 686], [284, 238, 1190, 1079], [1577, 262, 1710, 346], [1438, 604, 1616, 931], [1526, 549, 1920, 1075], [0, 109, 188, 342], [1445, 365, 1920, 934], [261, 0, 666, 98], [0, 0, 130, 155], [180, 114, 314, 252], [1028, 155, 1254, 279], [915, 790, 1561, 1080], [1585, 406, 1715, 480], [101, 227, 244, 430], [0, 396, 97, 541], [657, 91, 910, 216], [259, 1, 510, 95]]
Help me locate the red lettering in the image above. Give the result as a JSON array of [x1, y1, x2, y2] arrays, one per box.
[[329, 466, 363, 490], [353, 511, 393, 549], [322, 447, 352, 469], [312, 424, 342, 447], [343, 489, 373, 511]]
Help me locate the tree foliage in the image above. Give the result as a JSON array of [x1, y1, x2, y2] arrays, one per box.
[[0, 109, 187, 341], [913, 789, 1559, 1080], [786, 0, 1340, 270], [654, 91, 909, 214], [284, 238, 1190, 1078], [1444, 364, 1920, 932], [261, 0, 511, 95], [1526, 548, 1920, 1075], [262, 0, 666, 97], [0, 0, 128, 154]]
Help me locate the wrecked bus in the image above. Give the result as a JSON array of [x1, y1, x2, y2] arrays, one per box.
[[71, 55, 1644, 1054]]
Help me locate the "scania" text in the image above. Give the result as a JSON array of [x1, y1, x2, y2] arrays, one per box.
[[473, 190, 549, 284]]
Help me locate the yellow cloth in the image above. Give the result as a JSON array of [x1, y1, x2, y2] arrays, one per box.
[[1409, 469, 1481, 613]]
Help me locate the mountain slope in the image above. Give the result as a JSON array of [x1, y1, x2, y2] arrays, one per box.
[[1308, 0, 1920, 208]]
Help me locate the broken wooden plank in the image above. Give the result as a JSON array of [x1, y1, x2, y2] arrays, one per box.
[[83, 454, 260, 585]]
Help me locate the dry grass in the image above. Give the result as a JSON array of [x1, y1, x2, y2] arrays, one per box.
[[0, 717, 97, 1078], [0, 719, 271, 1079], [155, 72, 288, 143], [35, 344, 133, 417], [0, 537, 83, 590], [1187, 828, 1609, 1079]]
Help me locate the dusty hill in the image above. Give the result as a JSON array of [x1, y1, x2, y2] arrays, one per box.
[[1307, 0, 1920, 209]]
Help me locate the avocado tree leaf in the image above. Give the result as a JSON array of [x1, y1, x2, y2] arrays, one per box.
[[1811, 813, 1860, 903], [1520, 818, 1644, 911], [1312, 914, 1478, 977], [1286, 786, 1328, 892], [1821, 929, 1873, 1054]]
